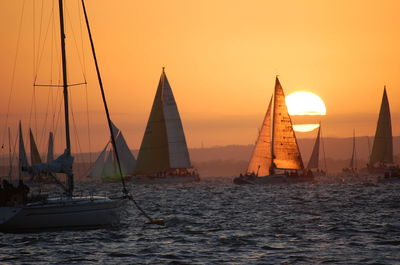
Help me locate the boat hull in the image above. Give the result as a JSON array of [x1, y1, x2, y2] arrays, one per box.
[[233, 174, 314, 185], [0, 196, 128, 232], [128, 174, 200, 184]]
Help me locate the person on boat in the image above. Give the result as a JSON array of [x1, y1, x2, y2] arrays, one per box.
[[17, 179, 30, 203]]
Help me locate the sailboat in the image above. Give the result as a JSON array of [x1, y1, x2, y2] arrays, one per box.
[[0, 0, 129, 231], [367, 87, 399, 180], [129, 68, 199, 184], [88, 121, 136, 182], [342, 130, 358, 177], [233, 77, 313, 185], [307, 123, 326, 177]]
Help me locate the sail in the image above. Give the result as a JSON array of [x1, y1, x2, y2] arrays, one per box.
[[47, 132, 54, 163], [307, 124, 320, 169], [29, 128, 42, 165], [272, 77, 304, 169], [87, 143, 108, 178], [18, 121, 30, 177], [369, 87, 393, 165], [247, 96, 273, 176], [88, 122, 136, 179], [349, 130, 357, 169], [134, 69, 191, 174]]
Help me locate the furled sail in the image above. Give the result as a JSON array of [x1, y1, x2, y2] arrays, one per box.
[[272, 77, 304, 170], [18, 121, 30, 177], [369, 87, 393, 165], [27, 149, 73, 176], [247, 96, 273, 176], [307, 124, 321, 169], [88, 122, 136, 180], [46, 132, 54, 163], [134, 69, 191, 174], [29, 128, 42, 165]]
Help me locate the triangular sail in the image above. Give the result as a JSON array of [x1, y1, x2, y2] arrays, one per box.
[[349, 129, 357, 170], [307, 124, 321, 169], [87, 143, 108, 178], [29, 128, 42, 165], [369, 87, 393, 165], [272, 77, 304, 169], [247, 96, 273, 176], [47, 132, 54, 163], [134, 69, 191, 174], [88, 123, 136, 179], [18, 121, 30, 178]]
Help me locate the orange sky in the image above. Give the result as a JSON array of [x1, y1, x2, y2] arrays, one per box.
[[1, 0, 400, 155]]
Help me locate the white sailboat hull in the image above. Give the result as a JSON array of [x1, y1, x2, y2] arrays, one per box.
[[128, 174, 200, 184], [0, 196, 128, 231]]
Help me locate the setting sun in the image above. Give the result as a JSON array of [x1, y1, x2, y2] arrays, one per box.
[[285, 91, 326, 132], [286, 91, 327, 116]]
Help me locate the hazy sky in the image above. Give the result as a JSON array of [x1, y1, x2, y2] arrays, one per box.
[[0, 0, 399, 155]]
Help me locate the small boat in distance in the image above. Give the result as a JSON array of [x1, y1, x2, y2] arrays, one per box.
[[366, 87, 400, 181], [128, 68, 199, 184], [342, 129, 359, 177], [234, 77, 313, 185], [307, 123, 326, 177]]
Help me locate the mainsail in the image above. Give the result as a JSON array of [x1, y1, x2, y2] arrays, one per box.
[[247, 96, 273, 176], [47, 132, 54, 163], [134, 68, 192, 174], [369, 87, 393, 165], [88, 122, 136, 180], [18, 121, 30, 177], [307, 124, 321, 169], [272, 77, 304, 170], [349, 129, 357, 170], [29, 128, 42, 165]]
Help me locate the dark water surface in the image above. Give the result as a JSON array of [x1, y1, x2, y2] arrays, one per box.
[[1, 177, 400, 264]]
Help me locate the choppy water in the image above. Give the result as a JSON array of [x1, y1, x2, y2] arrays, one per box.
[[1, 177, 400, 264]]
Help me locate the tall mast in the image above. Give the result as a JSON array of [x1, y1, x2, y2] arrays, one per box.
[[58, 0, 73, 196]]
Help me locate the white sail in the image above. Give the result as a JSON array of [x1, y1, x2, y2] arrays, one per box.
[[88, 122, 136, 180], [272, 77, 304, 170], [161, 71, 192, 169], [247, 96, 273, 176], [87, 143, 108, 178], [18, 121, 30, 177]]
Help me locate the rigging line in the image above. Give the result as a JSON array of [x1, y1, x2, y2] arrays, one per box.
[[82, 0, 164, 226], [65, 3, 87, 81], [1, 0, 27, 150], [84, 84, 92, 164], [320, 124, 328, 173], [69, 92, 85, 164]]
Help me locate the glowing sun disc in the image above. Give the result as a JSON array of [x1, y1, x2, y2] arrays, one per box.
[[293, 124, 320, 132], [286, 91, 326, 115]]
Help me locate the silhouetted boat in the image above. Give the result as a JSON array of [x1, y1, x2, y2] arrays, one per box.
[[342, 129, 359, 177], [366, 87, 400, 181], [307, 123, 326, 177], [234, 77, 313, 185], [128, 68, 199, 184], [0, 0, 129, 231]]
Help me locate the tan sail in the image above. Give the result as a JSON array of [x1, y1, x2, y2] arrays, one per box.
[[369, 87, 393, 165], [247, 96, 273, 176], [272, 77, 304, 170], [29, 128, 42, 165], [134, 68, 191, 174], [307, 124, 320, 169]]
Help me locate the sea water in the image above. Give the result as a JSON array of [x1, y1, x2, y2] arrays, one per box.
[[0, 177, 399, 264]]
